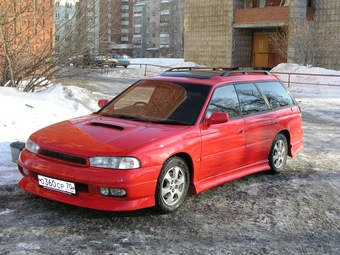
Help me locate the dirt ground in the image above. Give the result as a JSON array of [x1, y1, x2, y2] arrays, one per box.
[[1, 71, 340, 255]]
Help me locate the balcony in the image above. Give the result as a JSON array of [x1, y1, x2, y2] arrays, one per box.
[[234, 6, 315, 29], [161, 10, 170, 15]]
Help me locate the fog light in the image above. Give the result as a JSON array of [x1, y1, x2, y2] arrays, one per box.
[[99, 187, 110, 196], [109, 188, 126, 197], [99, 187, 126, 197]]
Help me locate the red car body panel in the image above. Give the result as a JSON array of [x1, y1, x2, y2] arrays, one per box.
[[17, 72, 304, 212]]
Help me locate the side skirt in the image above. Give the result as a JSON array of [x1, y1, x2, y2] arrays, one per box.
[[189, 160, 270, 195]]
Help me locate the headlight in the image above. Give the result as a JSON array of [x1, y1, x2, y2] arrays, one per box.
[[89, 156, 140, 169], [26, 138, 40, 154]]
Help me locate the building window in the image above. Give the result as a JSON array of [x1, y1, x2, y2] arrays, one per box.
[[160, 37, 169, 45], [160, 26, 168, 34], [134, 6, 143, 13], [134, 27, 141, 34], [134, 16, 142, 24], [134, 38, 142, 45]]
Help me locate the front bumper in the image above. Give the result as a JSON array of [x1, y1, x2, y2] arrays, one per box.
[[17, 149, 160, 211]]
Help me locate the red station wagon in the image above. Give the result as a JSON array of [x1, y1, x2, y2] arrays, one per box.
[[17, 68, 304, 213]]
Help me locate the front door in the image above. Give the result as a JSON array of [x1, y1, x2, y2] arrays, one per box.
[[199, 85, 246, 180], [253, 34, 269, 68]]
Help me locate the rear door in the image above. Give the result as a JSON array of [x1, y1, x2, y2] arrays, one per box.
[[255, 81, 304, 156], [199, 85, 246, 180], [235, 83, 276, 165]]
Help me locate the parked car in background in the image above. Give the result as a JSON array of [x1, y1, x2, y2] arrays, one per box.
[[106, 54, 130, 68], [17, 68, 304, 213], [70, 55, 105, 68], [92, 55, 106, 67]]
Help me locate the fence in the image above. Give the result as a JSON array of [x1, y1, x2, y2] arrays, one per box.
[[271, 72, 340, 87], [100, 63, 171, 76]]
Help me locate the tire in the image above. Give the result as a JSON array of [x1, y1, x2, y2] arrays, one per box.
[[268, 133, 288, 174], [155, 157, 190, 213]]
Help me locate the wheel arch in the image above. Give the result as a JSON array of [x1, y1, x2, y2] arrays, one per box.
[[166, 152, 194, 183], [277, 129, 292, 157]]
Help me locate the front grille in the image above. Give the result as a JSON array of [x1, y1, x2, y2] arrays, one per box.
[[39, 149, 87, 165]]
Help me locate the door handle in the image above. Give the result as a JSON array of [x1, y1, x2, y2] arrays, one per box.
[[237, 128, 245, 134]]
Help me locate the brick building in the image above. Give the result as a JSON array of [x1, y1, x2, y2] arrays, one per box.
[[0, 0, 54, 85], [75, 0, 134, 56], [184, 0, 340, 70]]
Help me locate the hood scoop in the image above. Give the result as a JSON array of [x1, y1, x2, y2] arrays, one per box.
[[89, 121, 124, 131]]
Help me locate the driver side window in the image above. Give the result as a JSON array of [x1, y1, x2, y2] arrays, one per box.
[[207, 85, 241, 119]]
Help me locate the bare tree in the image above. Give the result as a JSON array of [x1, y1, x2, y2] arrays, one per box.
[[0, 0, 120, 92], [272, 17, 338, 68]]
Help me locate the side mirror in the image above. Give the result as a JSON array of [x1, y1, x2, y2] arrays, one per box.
[[204, 112, 229, 126], [98, 99, 109, 108]]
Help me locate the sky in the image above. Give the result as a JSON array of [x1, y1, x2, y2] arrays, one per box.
[[1, 59, 340, 186]]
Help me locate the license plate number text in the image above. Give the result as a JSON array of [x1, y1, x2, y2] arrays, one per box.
[[38, 175, 76, 195]]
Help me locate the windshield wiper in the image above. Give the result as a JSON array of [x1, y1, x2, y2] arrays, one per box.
[[150, 119, 189, 125], [103, 114, 149, 122]]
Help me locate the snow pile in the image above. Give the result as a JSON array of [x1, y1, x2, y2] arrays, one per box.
[[271, 63, 340, 90], [0, 84, 97, 184]]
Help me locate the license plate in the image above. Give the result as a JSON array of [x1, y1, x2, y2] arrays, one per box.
[[38, 175, 76, 195]]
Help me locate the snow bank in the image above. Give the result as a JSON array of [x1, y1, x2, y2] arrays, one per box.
[[271, 63, 340, 88], [0, 84, 97, 184]]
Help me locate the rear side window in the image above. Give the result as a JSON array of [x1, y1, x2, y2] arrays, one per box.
[[256, 81, 296, 109], [235, 83, 269, 115], [256, 81, 295, 109], [207, 85, 241, 119]]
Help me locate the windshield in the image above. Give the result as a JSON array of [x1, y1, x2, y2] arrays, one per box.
[[98, 80, 211, 125]]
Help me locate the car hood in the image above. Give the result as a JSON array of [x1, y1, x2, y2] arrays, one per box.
[[30, 115, 189, 157]]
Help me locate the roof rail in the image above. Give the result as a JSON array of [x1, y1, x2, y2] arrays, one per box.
[[220, 70, 271, 76], [161, 67, 272, 79], [163, 67, 225, 72]]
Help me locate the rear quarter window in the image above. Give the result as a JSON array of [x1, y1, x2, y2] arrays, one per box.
[[256, 81, 296, 109]]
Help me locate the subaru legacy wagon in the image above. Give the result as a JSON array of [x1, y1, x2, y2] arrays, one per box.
[[17, 68, 304, 213]]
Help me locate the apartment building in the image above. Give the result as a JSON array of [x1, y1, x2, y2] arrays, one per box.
[[53, 0, 184, 58], [54, 0, 79, 54], [132, 0, 184, 58], [54, 0, 134, 56], [98, 0, 134, 56], [184, 0, 340, 70]]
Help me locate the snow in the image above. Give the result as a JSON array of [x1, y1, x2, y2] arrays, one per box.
[[1, 60, 340, 186]]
